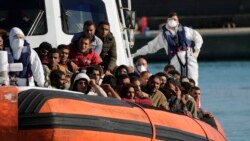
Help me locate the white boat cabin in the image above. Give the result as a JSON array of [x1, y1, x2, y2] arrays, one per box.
[[0, 0, 135, 66]]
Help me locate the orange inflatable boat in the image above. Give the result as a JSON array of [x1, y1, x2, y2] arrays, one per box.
[[0, 86, 227, 141]]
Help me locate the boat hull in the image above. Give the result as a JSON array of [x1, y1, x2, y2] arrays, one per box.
[[0, 87, 227, 141]]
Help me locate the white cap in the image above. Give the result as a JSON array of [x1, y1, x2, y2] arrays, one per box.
[[73, 73, 90, 83]]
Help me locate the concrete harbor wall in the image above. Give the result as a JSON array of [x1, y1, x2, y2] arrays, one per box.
[[132, 30, 250, 62]]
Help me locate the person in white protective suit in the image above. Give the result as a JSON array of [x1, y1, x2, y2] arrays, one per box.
[[132, 12, 203, 85], [4, 27, 45, 86]]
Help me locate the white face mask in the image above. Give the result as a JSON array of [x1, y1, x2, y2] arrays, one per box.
[[11, 39, 24, 60], [168, 19, 178, 28], [64, 82, 71, 90], [137, 65, 147, 72]]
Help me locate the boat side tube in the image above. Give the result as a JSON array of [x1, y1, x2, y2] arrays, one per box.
[[0, 86, 18, 141], [17, 89, 227, 141]]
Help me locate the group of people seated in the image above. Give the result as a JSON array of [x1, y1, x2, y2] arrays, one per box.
[[0, 20, 213, 122]]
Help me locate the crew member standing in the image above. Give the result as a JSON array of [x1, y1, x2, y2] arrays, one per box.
[[132, 12, 203, 85], [4, 27, 45, 86]]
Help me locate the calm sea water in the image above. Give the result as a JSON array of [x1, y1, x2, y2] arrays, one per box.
[[149, 61, 250, 141]]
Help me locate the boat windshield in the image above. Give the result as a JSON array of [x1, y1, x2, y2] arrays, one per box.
[[60, 0, 108, 34], [0, 0, 47, 35]]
